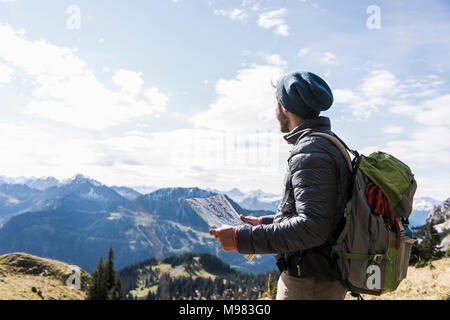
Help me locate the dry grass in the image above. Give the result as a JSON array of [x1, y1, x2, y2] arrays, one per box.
[[0, 252, 90, 300], [346, 258, 450, 300]]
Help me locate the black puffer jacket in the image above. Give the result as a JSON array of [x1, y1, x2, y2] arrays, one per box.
[[235, 116, 350, 280]]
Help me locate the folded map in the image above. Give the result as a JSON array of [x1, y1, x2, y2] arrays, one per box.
[[185, 194, 255, 262]]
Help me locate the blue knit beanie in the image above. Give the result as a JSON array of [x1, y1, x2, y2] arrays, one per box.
[[276, 71, 334, 119]]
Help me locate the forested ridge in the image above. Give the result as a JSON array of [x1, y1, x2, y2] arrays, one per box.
[[119, 253, 279, 300]]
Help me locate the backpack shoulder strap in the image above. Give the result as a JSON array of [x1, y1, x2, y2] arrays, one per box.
[[294, 130, 354, 172], [310, 132, 353, 172], [281, 129, 357, 210]]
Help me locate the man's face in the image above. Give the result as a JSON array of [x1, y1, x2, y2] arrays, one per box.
[[276, 101, 290, 133]]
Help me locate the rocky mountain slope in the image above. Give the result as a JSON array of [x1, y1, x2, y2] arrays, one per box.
[[426, 198, 450, 250], [409, 197, 441, 227], [211, 187, 281, 212], [0, 183, 46, 226]]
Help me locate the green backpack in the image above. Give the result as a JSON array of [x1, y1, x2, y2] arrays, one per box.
[[304, 130, 417, 295]]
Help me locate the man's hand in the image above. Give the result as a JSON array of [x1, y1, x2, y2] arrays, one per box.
[[240, 214, 261, 226], [209, 226, 236, 252]]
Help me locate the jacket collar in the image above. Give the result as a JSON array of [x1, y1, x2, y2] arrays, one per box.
[[283, 116, 331, 145]]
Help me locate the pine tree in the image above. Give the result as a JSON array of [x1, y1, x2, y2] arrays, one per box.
[[421, 222, 442, 261], [107, 275, 122, 300], [87, 247, 122, 300], [106, 246, 115, 288], [105, 246, 122, 299], [264, 272, 277, 299], [410, 241, 422, 265], [87, 257, 108, 299], [157, 272, 171, 300], [266, 273, 272, 298]]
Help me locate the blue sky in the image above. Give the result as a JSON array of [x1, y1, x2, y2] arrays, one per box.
[[0, 0, 449, 200]]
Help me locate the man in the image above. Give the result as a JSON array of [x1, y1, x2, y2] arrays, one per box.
[[210, 71, 350, 300]]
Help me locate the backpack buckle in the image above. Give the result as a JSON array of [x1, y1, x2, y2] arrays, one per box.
[[373, 254, 384, 263], [297, 264, 302, 277]]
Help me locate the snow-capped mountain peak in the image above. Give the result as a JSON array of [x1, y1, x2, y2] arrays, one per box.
[[63, 174, 102, 187], [80, 187, 107, 202], [413, 197, 440, 211], [426, 198, 450, 224]]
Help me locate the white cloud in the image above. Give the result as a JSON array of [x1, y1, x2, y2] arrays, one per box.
[[191, 61, 285, 131], [319, 52, 337, 66], [144, 87, 169, 111], [0, 24, 289, 195], [0, 63, 14, 84], [112, 69, 144, 97], [0, 122, 97, 179], [333, 89, 360, 104], [413, 176, 450, 201], [415, 94, 450, 126], [298, 48, 310, 57], [384, 126, 450, 165], [0, 120, 289, 194], [382, 125, 404, 135], [389, 96, 450, 127], [388, 104, 418, 117], [264, 54, 287, 67], [257, 8, 289, 37], [334, 69, 449, 123], [214, 8, 249, 22], [334, 70, 400, 119], [241, 0, 262, 11], [212, 5, 289, 37], [359, 70, 399, 97], [0, 24, 168, 130]]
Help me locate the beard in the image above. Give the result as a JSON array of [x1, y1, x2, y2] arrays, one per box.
[[276, 103, 290, 133]]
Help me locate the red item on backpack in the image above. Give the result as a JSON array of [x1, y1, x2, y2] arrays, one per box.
[[365, 182, 401, 250]]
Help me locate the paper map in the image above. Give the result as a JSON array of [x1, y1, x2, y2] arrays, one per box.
[[185, 194, 255, 262]]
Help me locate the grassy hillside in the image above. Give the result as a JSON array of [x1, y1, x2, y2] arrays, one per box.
[[2, 252, 446, 300], [348, 258, 450, 300], [0, 252, 90, 300]]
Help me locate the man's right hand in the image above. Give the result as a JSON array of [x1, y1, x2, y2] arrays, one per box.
[[239, 215, 262, 226]]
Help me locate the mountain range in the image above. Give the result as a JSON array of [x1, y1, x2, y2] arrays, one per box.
[[1, 174, 441, 226], [0, 173, 448, 274], [0, 174, 277, 274]]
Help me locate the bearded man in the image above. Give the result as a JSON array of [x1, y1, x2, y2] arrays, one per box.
[[210, 71, 350, 300]]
